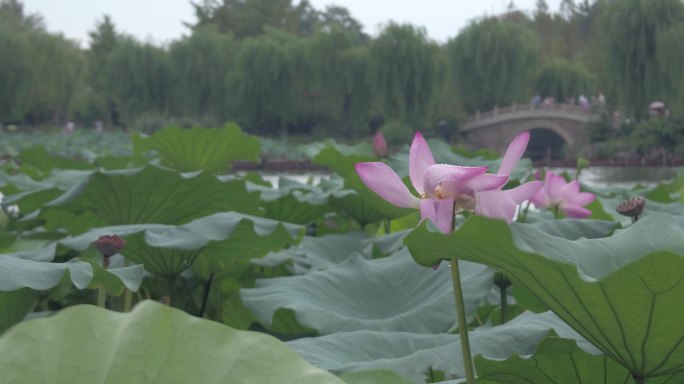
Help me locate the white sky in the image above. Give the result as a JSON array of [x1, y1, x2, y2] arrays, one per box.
[[22, 0, 562, 47]]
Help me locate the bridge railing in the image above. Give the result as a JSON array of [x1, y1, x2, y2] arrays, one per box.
[[468, 103, 594, 123]]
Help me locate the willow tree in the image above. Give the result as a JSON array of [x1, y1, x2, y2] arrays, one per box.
[[535, 58, 596, 103], [103, 39, 172, 123], [0, 1, 81, 124], [656, 23, 684, 117], [0, 15, 30, 123], [448, 18, 538, 113], [307, 27, 373, 136], [235, 29, 304, 136], [370, 23, 445, 127], [169, 27, 238, 121], [600, 0, 684, 119]]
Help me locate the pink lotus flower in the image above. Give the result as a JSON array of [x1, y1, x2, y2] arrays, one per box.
[[372, 131, 388, 158], [475, 132, 543, 223], [355, 132, 507, 233], [530, 171, 595, 218]]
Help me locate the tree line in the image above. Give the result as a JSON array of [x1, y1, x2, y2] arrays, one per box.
[[1, 0, 684, 146]]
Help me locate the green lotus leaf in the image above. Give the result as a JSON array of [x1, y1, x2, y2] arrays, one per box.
[[93, 155, 148, 170], [596, 195, 684, 226], [0, 254, 92, 291], [253, 232, 369, 273], [312, 146, 375, 178], [522, 218, 619, 240], [340, 369, 415, 384], [300, 139, 374, 160], [475, 336, 684, 384], [475, 336, 632, 383], [361, 229, 411, 258], [0, 301, 344, 384], [59, 212, 302, 277], [0, 289, 38, 334], [288, 311, 587, 382], [18, 146, 94, 172], [132, 123, 260, 173], [0, 246, 143, 294], [41, 165, 261, 231], [242, 249, 494, 334], [247, 178, 334, 224], [405, 213, 684, 379], [87, 260, 145, 295]]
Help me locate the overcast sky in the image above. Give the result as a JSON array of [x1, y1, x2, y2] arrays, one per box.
[[22, 0, 562, 47]]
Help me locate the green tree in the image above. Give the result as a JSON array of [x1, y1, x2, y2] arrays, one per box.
[[169, 26, 237, 122], [535, 58, 596, 103], [103, 38, 172, 124], [234, 29, 304, 135], [190, 0, 316, 38], [370, 23, 445, 126], [600, 0, 684, 119], [306, 28, 373, 136], [448, 18, 538, 113]]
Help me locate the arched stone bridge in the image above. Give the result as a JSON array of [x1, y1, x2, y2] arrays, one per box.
[[461, 103, 597, 159]]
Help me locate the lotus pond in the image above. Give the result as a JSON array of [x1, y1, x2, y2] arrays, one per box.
[[1, 124, 683, 384]]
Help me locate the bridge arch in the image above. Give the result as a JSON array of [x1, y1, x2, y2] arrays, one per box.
[[460, 104, 595, 156], [506, 119, 574, 148]]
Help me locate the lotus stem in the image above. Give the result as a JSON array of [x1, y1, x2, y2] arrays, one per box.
[[97, 256, 109, 308], [199, 273, 215, 318], [494, 272, 511, 324], [632, 375, 646, 384], [123, 259, 132, 312], [450, 257, 476, 384], [383, 218, 391, 234], [97, 286, 106, 308]]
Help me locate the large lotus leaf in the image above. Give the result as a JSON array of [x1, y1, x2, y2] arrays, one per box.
[[132, 124, 260, 173], [300, 139, 374, 159], [42, 165, 261, 230], [405, 213, 684, 378], [59, 212, 302, 277], [288, 311, 589, 383], [340, 369, 415, 384], [253, 232, 369, 274], [312, 146, 375, 178], [596, 194, 684, 226], [386, 139, 532, 182], [522, 218, 619, 240], [0, 249, 143, 294], [476, 336, 684, 384], [0, 169, 91, 193], [17, 145, 94, 172], [0, 288, 38, 334], [247, 178, 334, 224], [242, 249, 494, 334], [361, 229, 411, 258], [0, 301, 344, 384], [475, 336, 632, 384]]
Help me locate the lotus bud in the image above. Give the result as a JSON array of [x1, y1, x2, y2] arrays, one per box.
[[372, 131, 388, 158], [616, 196, 645, 221], [93, 235, 125, 268]]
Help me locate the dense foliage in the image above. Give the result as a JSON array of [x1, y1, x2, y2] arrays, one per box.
[[1, 124, 684, 383], [2, 0, 684, 150]]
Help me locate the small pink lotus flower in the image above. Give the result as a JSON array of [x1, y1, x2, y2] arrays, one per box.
[[475, 132, 543, 223], [372, 131, 388, 158], [355, 132, 507, 233], [530, 171, 595, 218]]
